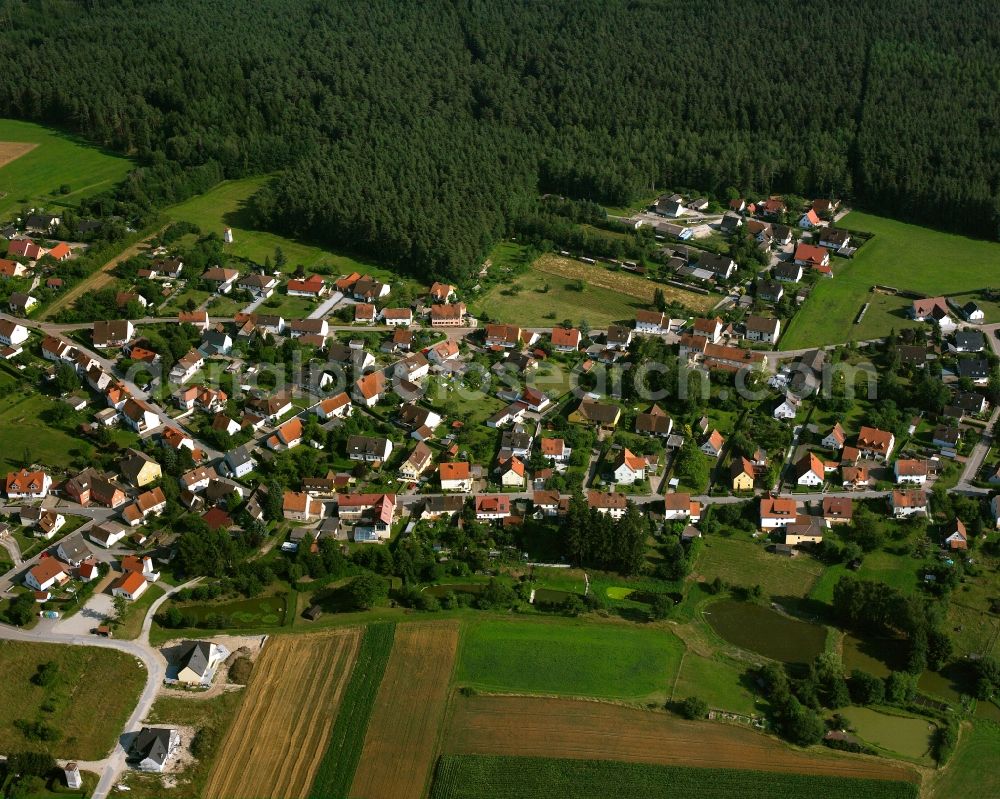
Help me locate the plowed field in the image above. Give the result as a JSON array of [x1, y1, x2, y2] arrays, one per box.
[[349, 621, 460, 799], [203, 629, 361, 799], [444, 695, 917, 783]]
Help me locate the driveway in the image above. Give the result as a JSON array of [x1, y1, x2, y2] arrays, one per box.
[[54, 592, 114, 636]]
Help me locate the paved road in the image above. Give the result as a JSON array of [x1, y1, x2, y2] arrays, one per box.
[[307, 290, 345, 320], [0, 578, 199, 799]]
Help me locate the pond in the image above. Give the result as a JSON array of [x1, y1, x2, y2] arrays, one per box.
[[704, 600, 827, 664], [844, 634, 969, 705], [842, 706, 935, 763], [531, 588, 576, 606], [179, 593, 288, 629]]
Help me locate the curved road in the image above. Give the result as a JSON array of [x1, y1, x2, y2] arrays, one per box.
[[0, 578, 198, 799]]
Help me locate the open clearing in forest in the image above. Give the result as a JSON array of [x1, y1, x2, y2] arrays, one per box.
[[203, 629, 360, 799], [443, 695, 918, 784], [349, 622, 460, 799]]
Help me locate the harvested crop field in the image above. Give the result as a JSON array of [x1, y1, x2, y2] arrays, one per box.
[[203, 629, 361, 799], [534, 253, 718, 312], [0, 141, 37, 168], [444, 695, 917, 784], [350, 622, 460, 799]]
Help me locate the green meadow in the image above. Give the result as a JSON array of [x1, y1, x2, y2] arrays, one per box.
[[0, 118, 132, 218], [456, 618, 683, 700], [781, 211, 1000, 349]]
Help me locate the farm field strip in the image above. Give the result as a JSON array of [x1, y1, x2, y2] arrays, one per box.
[[349, 622, 460, 799], [443, 695, 918, 783], [203, 629, 361, 799], [533, 253, 718, 312], [430, 755, 920, 799], [308, 623, 395, 799]]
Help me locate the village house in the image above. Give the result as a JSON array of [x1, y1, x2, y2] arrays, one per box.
[[122, 487, 167, 526], [783, 516, 826, 546], [399, 442, 434, 482], [793, 242, 831, 271], [202, 267, 239, 294], [541, 437, 570, 463], [0, 319, 29, 349], [286, 274, 328, 297], [944, 519, 968, 551], [93, 320, 135, 349], [636, 404, 672, 437], [6, 468, 51, 499], [890, 489, 928, 518], [700, 429, 725, 458], [440, 462, 473, 492], [313, 392, 353, 421], [691, 316, 723, 343], [337, 493, 397, 542], [430, 282, 457, 303], [841, 465, 870, 490], [221, 446, 256, 479], [760, 496, 798, 528], [696, 252, 736, 280], [569, 399, 621, 429], [587, 491, 628, 520], [822, 496, 853, 525], [475, 494, 511, 520], [795, 452, 825, 487], [430, 303, 467, 327], [283, 491, 322, 522], [25, 559, 70, 592], [606, 324, 633, 350], [551, 326, 582, 352], [267, 417, 303, 451], [894, 459, 928, 485], [756, 278, 784, 303], [485, 323, 521, 349], [117, 449, 162, 487], [798, 209, 821, 228], [729, 456, 754, 491], [352, 371, 386, 407], [822, 422, 846, 450], [773, 261, 804, 282], [237, 272, 278, 299], [634, 310, 669, 335], [612, 449, 648, 485], [498, 456, 527, 488], [347, 435, 393, 463], [856, 426, 895, 461], [744, 315, 781, 344], [773, 393, 801, 421], [354, 303, 376, 324], [175, 640, 224, 685]]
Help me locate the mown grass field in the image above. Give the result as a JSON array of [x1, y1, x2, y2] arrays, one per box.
[[0, 118, 133, 217], [431, 755, 919, 799], [931, 722, 1000, 799], [456, 619, 684, 700], [204, 629, 362, 799], [308, 623, 395, 799], [671, 652, 758, 715], [164, 176, 393, 278], [781, 211, 1000, 349], [694, 536, 825, 600], [0, 377, 91, 474], [0, 640, 146, 760]]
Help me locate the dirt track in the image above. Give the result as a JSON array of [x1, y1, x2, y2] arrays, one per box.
[[203, 629, 361, 799], [350, 621, 460, 799], [444, 695, 919, 784], [41, 228, 163, 320]]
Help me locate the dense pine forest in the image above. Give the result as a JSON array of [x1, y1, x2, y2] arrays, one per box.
[[0, 0, 998, 281]]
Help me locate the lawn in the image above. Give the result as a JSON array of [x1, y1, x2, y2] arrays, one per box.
[[0, 385, 91, 474], [0, 640, 146, 760], [931, 722, 1000, 799], [694, 536, 825, 600], [671, 652, 758, 715], [0, 118, 133, 217], [781, 211, 1000, 350], [456, 618, 684, 700], [430, 756, 919, 799], [114, 583, 165, 640], [164, 176, 394, 278], [257, 292, 321, 319], [810, 551, 920, 605]]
